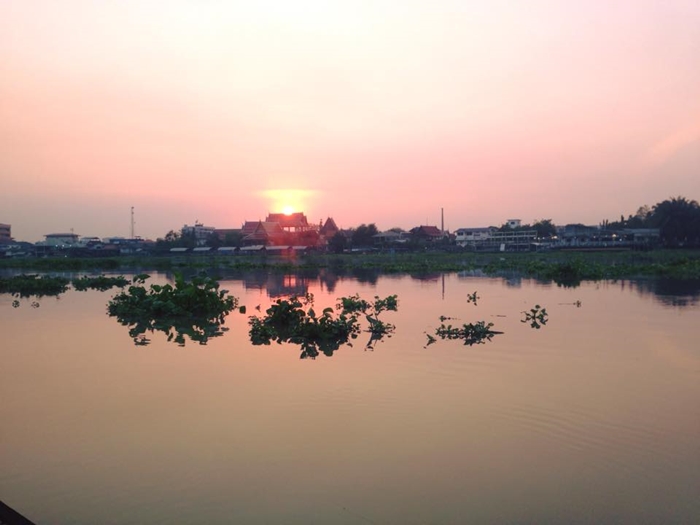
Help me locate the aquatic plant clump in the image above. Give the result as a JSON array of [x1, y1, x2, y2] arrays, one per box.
[[107, 273, 239, 346], [522, 304, 548, 329], [428, 320, 502, 346], [249, 293, 399, 358], [72, 275, 130, 291], [0, 274, 70, 298]]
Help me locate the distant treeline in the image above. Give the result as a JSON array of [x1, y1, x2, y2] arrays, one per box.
[[601, 196, 700, 247]]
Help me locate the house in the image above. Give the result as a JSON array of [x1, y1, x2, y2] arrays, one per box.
[[558, 224, 600, 245], [242, 221, 285, 246], [506, 219, 522, 229], [410, 225, 445, 242], [621, 228, 660, 245], [373, 230, 407, 246], [455, 227, 495, 247]]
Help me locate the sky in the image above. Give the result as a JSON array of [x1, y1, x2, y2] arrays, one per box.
[[1, 0, 699, 242]]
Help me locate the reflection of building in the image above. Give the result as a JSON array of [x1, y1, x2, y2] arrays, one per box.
[[266, 273, 310, 297], [0, 223, 11, 243]]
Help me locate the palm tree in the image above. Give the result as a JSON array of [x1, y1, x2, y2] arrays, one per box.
[[651, 196, 700, 247]]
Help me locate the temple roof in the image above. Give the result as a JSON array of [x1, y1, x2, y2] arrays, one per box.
[[266, 212, 310, 229]]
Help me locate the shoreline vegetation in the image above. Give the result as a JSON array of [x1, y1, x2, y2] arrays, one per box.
[[1, 250, 699, 283]]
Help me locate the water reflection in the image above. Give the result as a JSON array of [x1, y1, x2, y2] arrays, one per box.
[[2, 271, 699, 525], [631, 278, 700, 307]]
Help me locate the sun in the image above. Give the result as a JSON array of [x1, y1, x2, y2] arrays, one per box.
[[261, 189, 317, 216]]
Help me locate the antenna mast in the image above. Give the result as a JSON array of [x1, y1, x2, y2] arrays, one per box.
[[130, 207, 135, 239]]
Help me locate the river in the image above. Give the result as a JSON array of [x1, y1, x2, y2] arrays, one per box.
[[1, 271, 699, 524]]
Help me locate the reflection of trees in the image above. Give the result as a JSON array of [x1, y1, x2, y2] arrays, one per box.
[[631, 279, 700, 308], [351, 268, 380, 285], [409, 272, 441, 282], [318, 268, 340, 294]]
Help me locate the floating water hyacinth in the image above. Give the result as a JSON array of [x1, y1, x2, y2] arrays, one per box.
[[522, 304, 548, 329], [107, 273, 238, 346], [248, 293, 398, 358]]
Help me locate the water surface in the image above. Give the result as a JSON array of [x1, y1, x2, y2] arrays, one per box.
[[1, 272, 699, 524]]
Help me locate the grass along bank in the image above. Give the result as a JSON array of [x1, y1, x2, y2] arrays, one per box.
[[1, 249, 699, 282]]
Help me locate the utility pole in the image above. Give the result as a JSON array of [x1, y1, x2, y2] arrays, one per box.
[[130, 207, 135, 239]]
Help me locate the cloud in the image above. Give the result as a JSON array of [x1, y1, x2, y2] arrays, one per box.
[[644, 120, 700, 167]]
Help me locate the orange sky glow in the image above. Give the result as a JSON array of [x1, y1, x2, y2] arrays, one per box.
[[1, 0, 699, 241]]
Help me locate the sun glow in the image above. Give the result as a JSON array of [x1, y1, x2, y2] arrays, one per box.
[[261, 189, 317, 216]]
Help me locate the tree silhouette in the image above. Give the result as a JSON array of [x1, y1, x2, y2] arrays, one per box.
[[651, 196, 700, 247]]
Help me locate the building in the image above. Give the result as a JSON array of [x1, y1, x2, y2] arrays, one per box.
[[181, 222, 216, 246], [506, 219, 522, 229], [0, 223, 11, 244], [266, 212, 313, 232], [410, 225, 445, 242], [319, 217, 340, 240], [455, 227, 495, 247], [44, 233, 79, 246], [241, 221, 285, 246], [486, 230, 537, 251], [373, 230, 407, 246]]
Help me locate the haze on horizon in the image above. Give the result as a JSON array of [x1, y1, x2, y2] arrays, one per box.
[[1, 0, 699, 243]]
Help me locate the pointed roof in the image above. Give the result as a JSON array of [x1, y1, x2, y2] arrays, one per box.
[[266, 212, 310, 229], [320, 217, 339, 237], [242, 221, 262, 235], [412, 225, 443, 237]]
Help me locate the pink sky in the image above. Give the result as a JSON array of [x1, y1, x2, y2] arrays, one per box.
[[1, 0, 699, 242]]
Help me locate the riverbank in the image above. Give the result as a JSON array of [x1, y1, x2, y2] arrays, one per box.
[[1, 249, 699, 282]]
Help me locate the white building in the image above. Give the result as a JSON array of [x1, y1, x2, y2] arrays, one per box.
[[44, 233, 79, 246], [182, 221, 216, 246], [455, 227, 495, 247]]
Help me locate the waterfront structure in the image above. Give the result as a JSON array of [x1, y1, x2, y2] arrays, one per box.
[[44, 233, 79, 246], [182, 222, 216, 246], [455, 227, 496, 247], [241, 221, 285, 246], [373, 230, 407, 246], [0, 223, 11, 243], [410, 225, 445, 242]]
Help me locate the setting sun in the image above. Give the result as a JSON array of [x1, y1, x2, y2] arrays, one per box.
[[261, 189, 317, 217]]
